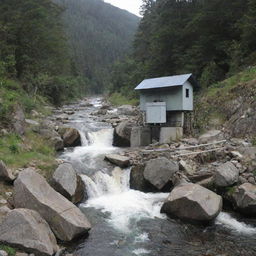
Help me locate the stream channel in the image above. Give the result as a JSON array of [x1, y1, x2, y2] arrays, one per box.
[[59, 97, 256, 256]]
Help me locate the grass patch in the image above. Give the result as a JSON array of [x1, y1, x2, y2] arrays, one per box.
[[0, 245, 16, 256], [0, 131, 56, 179], [108, 92, 139, 106]]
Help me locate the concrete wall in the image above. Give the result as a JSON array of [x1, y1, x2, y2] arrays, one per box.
[[139, 82, 193, 111], [159, 127, 183, 143], [140, 86, 183, 111], [182, 81, 193, 111]]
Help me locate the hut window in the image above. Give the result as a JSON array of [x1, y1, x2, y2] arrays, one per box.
[[186, 89, 189, 98]]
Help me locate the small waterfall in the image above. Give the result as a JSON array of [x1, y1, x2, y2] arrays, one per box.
[[87, 128, 114, 149], [81, 168, 168, 233], [216, 212, 256, 235], [79, 130, 89, 146]]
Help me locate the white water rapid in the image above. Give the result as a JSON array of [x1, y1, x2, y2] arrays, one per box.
[[59, 98, 256, 256], [81, 168, 167, 233]]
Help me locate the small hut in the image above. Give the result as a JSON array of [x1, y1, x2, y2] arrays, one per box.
[[134, 73, 198, 142]]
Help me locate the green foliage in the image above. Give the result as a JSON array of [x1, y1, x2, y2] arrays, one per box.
[[0, 245, 16, 256], [111, 0, 256, 98], [53, 0, 140, 94], [108, 92, 139, 106]]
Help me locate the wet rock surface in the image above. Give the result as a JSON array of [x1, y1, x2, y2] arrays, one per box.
[[0, 208, 58, 256], [143, 157, 179, 191], [161, 182, 222, 222], [51, 163, 85, 203], [13, 168, 91, 241]]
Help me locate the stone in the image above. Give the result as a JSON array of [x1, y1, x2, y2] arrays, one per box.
[[0, 160, 15, 182], [161, 183, 222, 222], [0, 208, 59, 256], [159, 127, 183, 143], [25, 119, 39, 126], [113, 121, 133, 147], [0, 250, 7, 256], [232, 183, 256, 216], [179, 160, 196, 176], [143, 157, 179, 190], [12, 106, 26, 136], [62, 128, 81, 147], [50, 137, 64, 151], [13, 169, 91, 241], [198, 130, 224, 144], [105, 154, 130, 168], [51, 163, 84, 203], [0, 206, 11, 223], [238, 176, 247, 185], [248, 176, 256, 185], [117, 105, 136, 116], [214, 162, 239, 187], [15, 253, 29, 256], [130, 127, 151, 148]]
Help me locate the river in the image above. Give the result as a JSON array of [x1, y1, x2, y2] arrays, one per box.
[[59, 97, 256, 256]]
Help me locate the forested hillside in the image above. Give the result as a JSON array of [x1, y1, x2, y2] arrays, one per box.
[[110, 0, 256, 99], [53, 0, 140, 93], [0, 0, 88, 107]]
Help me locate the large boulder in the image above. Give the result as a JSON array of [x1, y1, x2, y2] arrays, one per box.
[[0, 209, 58, 256], [231, 183, 256, 216], [105, 154, 130, 168], [143, 157, 179, 191], [0, 161, 15, 182], [60, 128, 81, 147], [51, 163, 85, 203], [113, 121, 133, 147], [161, 182, 222, 222], [198, 130, 224, 144], [13, 169, 91, 241], [214, 162, 239, 187]]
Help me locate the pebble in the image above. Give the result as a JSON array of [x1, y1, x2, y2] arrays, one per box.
[[0, 250, 8, 256]]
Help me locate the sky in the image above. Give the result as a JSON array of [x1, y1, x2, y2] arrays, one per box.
[[104, 0, 143, 16]]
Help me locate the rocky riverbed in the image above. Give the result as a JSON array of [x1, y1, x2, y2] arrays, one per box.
[[0, 97, 256, 256]]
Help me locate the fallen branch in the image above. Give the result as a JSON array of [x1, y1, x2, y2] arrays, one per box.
[[174, 147, 226, 157]]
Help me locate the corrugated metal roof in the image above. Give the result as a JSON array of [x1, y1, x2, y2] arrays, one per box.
[[135, 73, 193, 90]]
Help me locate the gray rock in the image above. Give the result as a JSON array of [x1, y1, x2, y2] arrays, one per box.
[[61, 128, 81, 147], [0, 250, 7, 256], [214, 162, 239, 187], [0, 209, 59, 256], [0, 206, 11, 224], [0, 160, 15, 182], [161, 183, 222, 222], [105, 154, 130, 168], [51, 163, 84, 203], [198, 130, 224, 144], [13, 169, 91, 241], [179, 160, 196, 176], [143, 157, 179, 190], [50, 137, 64, 151], [12, 106, 26, 135], [113, 121, 133, 147], [232, 183, 256, 216], [117, 105, 136, 116], [25, 119, 39, 126]]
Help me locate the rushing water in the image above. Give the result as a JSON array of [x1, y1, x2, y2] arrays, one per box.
[[60, 97, 256, 256]]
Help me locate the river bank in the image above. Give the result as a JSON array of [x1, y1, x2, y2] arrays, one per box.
[[1, 97, 256, 256]]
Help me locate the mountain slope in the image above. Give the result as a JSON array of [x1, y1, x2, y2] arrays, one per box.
[[53, 0, 140, 93], [195, 66, 256, 139]]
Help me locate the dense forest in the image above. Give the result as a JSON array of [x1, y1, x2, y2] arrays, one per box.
[[0, 0, 88, 106], [110, 0, 256, 100], [53, 0, 140, 93]]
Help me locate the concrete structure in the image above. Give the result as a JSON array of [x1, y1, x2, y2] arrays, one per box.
[[131, 127, 151, 147], [159, 127, 183, 143], [134, 73, 198, 143]]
